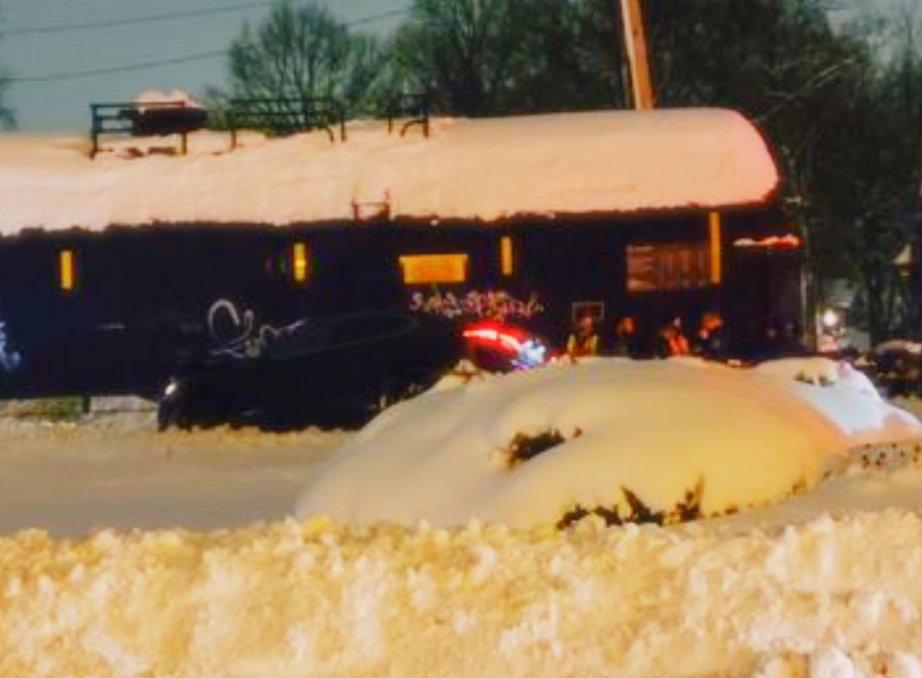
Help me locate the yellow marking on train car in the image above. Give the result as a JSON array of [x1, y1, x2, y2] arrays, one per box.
[[59, 249, 75, 292], [292, 242, 309, 283], [399, 254, 468, 285], [708, 211, 722, 285], [500, 236, 514, 276]]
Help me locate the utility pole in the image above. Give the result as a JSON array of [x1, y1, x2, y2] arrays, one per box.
[[619, 0, 654, 110]]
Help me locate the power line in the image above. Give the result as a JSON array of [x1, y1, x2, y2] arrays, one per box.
[[7, 7, 409, 85], [344, 6, 407, 28], [4, 1, 277, 37], [3, 2, 406, 38], [9, 51, 226, 84]]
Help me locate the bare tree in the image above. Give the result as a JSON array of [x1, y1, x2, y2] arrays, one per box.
[[0, 9, 15, 129], [224, 1, 381, 118], [0, 76, 10, 129], [795, 3, 922, 342], [388, 0, 625, 116], [389, 0, 518, 116]]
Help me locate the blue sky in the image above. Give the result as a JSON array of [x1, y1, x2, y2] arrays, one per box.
[[1, 0, 410, 131], [0, 0, 909, 132]]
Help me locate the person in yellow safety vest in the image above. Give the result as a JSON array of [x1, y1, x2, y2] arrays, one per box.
[[566, 315, 600, 357]]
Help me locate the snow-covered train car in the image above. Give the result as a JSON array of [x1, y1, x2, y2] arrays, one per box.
[[0, 109, 802, 407]]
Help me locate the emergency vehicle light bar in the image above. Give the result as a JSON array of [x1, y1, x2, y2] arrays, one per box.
[[733, 234, 801, 248]]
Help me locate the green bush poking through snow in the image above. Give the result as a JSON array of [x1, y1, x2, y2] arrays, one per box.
[[505, 428, 581, 468], [556, 477, 705, 529]]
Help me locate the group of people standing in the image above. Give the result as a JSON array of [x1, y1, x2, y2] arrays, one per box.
[[565, 311, 727, 361]]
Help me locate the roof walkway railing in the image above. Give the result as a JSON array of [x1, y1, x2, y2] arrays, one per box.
[[89, 101, 208, 158], [225, 97, 347, 148], [89, 93, 431, 158], [384, 93, 430, 139]]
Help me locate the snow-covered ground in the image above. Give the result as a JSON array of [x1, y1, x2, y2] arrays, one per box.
[[0, 406, 345, 537], [4, 359, 922, 677]]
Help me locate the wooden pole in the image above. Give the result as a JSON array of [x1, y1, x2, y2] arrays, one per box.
[[619, 0, 654, 110]]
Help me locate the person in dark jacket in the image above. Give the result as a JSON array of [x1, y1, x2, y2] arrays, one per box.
[[757, 318, 809, 361], [607, 315, 641, 358]]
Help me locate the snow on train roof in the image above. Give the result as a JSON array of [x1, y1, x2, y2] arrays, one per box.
[[0, 108, 779, 235]]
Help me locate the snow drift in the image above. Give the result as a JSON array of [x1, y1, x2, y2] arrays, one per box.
[[6, 512, 922, 678], [296, 358, 921, 528]]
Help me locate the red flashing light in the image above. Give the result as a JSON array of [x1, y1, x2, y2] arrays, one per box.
[[464, 327, 499, 342], [463, 321, 527, 355]]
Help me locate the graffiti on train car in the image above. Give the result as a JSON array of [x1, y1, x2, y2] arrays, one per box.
[[206, 299, 304, 360], [409, 289, 544, 321], [0, 320, 22, 373]]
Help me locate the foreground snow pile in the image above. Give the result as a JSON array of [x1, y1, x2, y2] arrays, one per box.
[[5, 512, 922, 677], [296, 358, 920, 528]]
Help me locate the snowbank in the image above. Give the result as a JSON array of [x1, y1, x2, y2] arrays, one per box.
[[0, 108, 778, 234], [3, 384, 922, 677], [296, 358, 921, 528], [5, 512, 922, 677]]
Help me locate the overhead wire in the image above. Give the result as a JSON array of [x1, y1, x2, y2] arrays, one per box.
[[7, 6, 409, 85], [3, 1, 277, 37], [9, 51, 227, 84], [2, 0, 399, 37]]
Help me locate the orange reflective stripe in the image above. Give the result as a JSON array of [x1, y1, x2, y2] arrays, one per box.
[[668, 336, 690, 356], [670, 336, 689, 356]]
